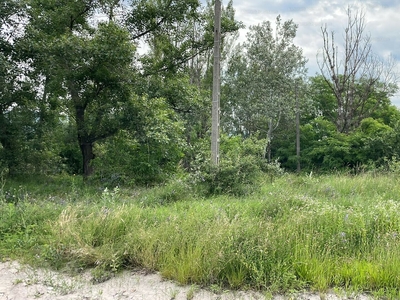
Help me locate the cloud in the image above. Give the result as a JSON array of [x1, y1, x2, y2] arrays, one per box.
[[233, 0, 321, 14], [366, 0, 400, 8]]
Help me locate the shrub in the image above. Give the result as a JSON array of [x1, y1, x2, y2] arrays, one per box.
[[191, 135, 280, 196], [198, 155, 262, 196]]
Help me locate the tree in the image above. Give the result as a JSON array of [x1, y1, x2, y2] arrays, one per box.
[[266, 77, 309, 172], [222, 16, 307, 161], [308, 76, 337, 121], [3, 0, 242, 179], [0, 0, 31, 174], [93, 94, 186, 185], [317, 7, 398, 133], [22, 0, 135, 177], [126, 0, 202, 76], [127, 0, 242, 77], [133, 0, 242, 170]]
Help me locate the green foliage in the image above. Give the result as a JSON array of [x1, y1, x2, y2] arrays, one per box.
[[22, 0, 137, 177], [3, 0, 400, 184], [308, 76, 338, 123], [0, 104, 65, 176], [93, 96, 185, 186], [380, 156, 400, 174], [197, 155, 262, 196], [191, 136, 281, 196], [222, 16, 307, 138], [126, 0, 201, 38], [136, 73, 211, 172], [291, 116, 400, 172], [351, 118, 394, 167], [359, 117, 392, 135], [0, 193, 63, 259], [133, 0, 243, 76], [58, 124, 82, 175]]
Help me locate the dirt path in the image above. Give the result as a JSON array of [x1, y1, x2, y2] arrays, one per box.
[[0, 261, 371, 300]]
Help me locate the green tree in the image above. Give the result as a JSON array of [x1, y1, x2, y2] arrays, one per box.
[[129, 0, 242, 77], [135, 0, 242, 170], [22, 0, 135, 177], [93, 95, 185, 185], [2, 0, 243, 180], [0, 0, 32, 174], [308, 76, 337, 122], [222, 16, 307, 161]]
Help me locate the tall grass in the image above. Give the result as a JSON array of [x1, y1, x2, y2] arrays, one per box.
[[1, 173, 400, 297]]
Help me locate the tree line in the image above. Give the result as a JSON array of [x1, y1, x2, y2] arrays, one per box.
[[1, 0, 399, 186]]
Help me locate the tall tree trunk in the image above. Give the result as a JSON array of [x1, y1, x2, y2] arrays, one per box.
[[0, 134, 17, 176], [0, 113, 17, 176], [80, 141, 95, 178], [75, 105, 95, 178], [70, 80, 96, 178]]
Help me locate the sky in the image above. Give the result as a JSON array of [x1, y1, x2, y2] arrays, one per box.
[[217, 0, 400, 106]]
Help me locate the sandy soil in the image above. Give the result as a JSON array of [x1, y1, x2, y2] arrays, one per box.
[[0, 261, 372, 300]]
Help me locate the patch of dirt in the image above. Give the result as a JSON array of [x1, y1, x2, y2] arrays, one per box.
[[0, 261, 372, 300]]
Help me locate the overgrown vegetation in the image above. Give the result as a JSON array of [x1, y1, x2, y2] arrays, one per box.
[[1, 1, 399, 182], [1, 172, 400, 298], [1, 2, 400, 298]]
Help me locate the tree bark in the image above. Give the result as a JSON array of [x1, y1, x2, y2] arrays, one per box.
[[0, 113, 17, 176], [69, 78, 96, 178], [80, 141, 95, 178], [75, 105, 95, 178]]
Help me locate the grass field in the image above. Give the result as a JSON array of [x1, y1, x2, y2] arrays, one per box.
[[1, 173, 400, 298]]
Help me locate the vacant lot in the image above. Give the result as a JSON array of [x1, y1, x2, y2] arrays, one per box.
[[1, 174, 399, 299]]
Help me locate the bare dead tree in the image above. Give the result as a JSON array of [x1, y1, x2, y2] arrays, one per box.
[[317, 7, 398, 133]]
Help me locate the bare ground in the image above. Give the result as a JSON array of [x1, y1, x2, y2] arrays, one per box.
[[0, 261, 373, 300]]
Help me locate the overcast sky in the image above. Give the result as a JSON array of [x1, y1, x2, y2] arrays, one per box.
[[217, 0, 400, 106]]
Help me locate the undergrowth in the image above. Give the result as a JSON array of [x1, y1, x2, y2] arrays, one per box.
[[1, 173, 400, 298]]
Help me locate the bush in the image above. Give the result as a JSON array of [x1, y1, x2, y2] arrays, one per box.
[[199, 155, 262, 196], [191, 135, 281, 196], [92, 96, 186, 186]]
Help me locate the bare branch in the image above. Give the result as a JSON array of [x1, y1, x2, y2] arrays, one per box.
[[317, 6, 397, 133]]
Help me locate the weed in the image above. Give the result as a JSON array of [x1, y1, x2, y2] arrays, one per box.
[[209, 284, 224, 294], [168, 287, 179, 299], [13, 278, 23, 285], [91, 267, 113, 284], [186, 285, 198, 300], [101, 186, 121, 204], [2, 173, 400, 297], [34, 290, 44, 298], [41, 272, 78, 295]]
